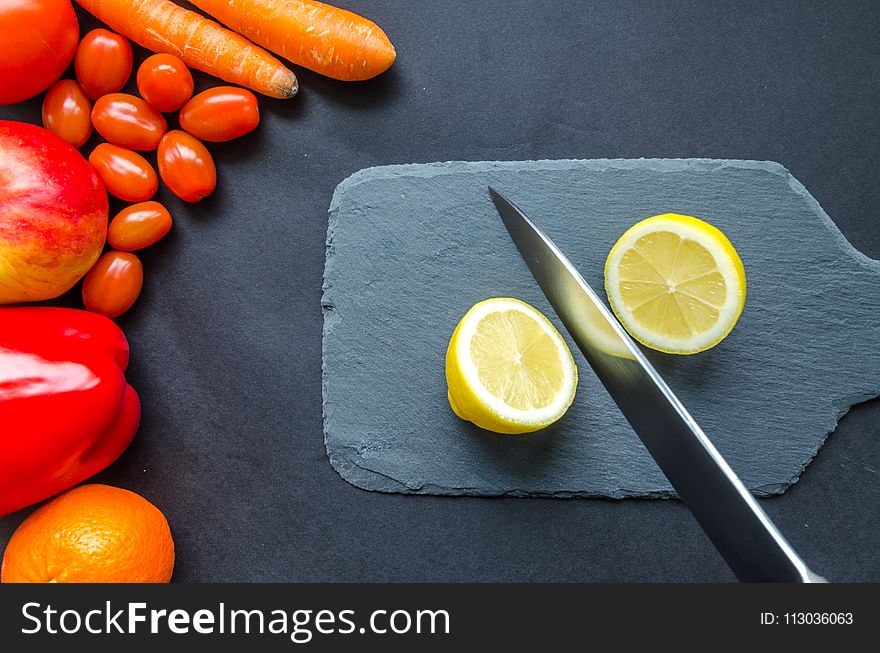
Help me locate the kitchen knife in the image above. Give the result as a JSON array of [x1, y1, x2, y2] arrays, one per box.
[[489, 186, 825, 583]]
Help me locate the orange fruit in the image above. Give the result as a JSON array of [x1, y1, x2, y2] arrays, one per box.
[[1, 484, 174, 583]]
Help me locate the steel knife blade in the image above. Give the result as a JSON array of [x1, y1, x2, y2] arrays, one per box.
[[489, 186, 825, 583]]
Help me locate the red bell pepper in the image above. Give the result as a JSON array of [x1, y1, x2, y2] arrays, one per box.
[[0, 307, 140, 517]]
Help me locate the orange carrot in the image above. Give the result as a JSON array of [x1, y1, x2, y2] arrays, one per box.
[[74, 0, 298, 98], [189, 0, 396, 82]]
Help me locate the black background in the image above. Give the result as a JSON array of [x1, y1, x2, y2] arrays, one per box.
[[1, 0, 878, 582]]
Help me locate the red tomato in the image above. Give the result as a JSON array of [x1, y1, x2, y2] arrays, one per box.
[[157, 131, 217, 203], [0, 0, 79, 105], [178, 87, 260, 142], [91, 94, 167, 151], [41, 80, 93, 148], [136, 54, 194, 113], [107, 201, 173, 251], [82, 251, 143, 318], [75, 29, 133, 101], [88, 143, 158, 202]]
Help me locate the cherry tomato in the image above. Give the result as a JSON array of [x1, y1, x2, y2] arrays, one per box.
[[88, 143, 158, 202], [108, 201, 173, 251], [75, 29, 133, 101], [179, 87, 260, 142], [82, 251, 143, 318], [157, 131, 217, 203], [0, 0, 79, 105], [91, 93, 167, 151], [41, 80, 93, 148], [136, 54, 194, 113]]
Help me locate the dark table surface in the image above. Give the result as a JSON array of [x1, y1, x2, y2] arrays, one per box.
[[2, 0, 878, 582]]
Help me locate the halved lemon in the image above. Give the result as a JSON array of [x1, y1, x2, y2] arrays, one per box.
[[445, 298, 578, 434], [604, 213, 746, 354]]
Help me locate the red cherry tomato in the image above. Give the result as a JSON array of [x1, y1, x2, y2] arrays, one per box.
[[91, 94, 167, 151], [178, 87, 260, 142], [75, 29, 133, 101], [41, 80, 93, 148], [82, 251, 143, 318], [88, 143, 158, 202], [157, 131, 217, 203], [136, 54, 194, 113], [0, 0, 79, 105], [107, 201, 173, 251]]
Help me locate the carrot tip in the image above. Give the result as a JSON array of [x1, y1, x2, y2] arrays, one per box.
[[273, 69, 299, 98]]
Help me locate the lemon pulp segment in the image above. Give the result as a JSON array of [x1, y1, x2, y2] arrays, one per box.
[[445, 298, 578, 434], [471, 308, 565, 411], [605, 214, 746, 354]]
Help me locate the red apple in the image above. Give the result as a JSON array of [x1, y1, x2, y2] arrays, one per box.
[[0, 121, 108, 304]]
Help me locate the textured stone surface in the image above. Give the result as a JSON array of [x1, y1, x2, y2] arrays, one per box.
[[322, 159, 880, 498]]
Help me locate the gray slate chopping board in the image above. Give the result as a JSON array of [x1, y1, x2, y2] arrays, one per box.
[[322, 159, 880, 498]]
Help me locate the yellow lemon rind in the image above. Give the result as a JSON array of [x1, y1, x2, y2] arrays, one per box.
[[604, 214, 746, 355], [445, 298, 578, 434]]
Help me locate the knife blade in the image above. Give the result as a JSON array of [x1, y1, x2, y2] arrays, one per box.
[[489, 186, 825, 583]]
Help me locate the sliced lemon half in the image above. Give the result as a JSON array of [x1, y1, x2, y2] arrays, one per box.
[[445, 298, 578, 434], [604, 213, 746, 355]]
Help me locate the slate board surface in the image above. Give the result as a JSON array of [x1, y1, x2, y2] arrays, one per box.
[[323, 159, 880, 497]]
